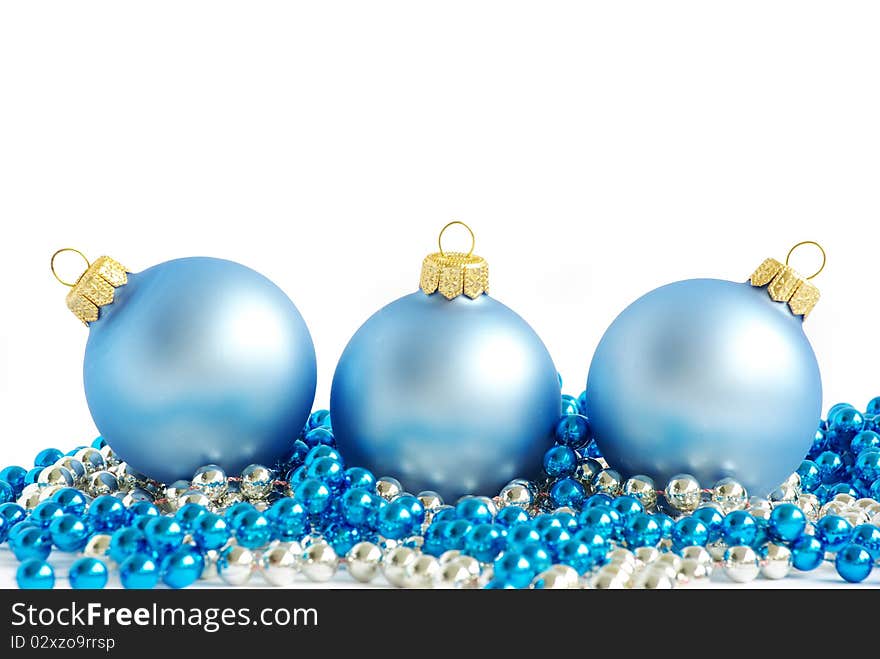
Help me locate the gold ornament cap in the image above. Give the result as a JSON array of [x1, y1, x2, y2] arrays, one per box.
[[51, 249, 129, 325], [419, 221, 489, 300], [749, 241, 825, 318]]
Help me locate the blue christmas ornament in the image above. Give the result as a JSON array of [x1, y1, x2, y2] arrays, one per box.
[[53, 249, 317, 484], [586, 243, 825, 496], [330, 223, 561, 501]]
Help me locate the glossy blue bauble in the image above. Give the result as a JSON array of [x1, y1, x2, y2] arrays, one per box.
[[331, 291, 560, 501], [83, 257, 317, 484], [587, 279, 822, 496]]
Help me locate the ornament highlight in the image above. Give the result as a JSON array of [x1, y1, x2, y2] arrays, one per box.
[[52, 249, 317, 484]]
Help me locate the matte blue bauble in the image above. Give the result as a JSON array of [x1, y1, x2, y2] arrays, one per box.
[[586, 279, 822, 496], [331, 292, 560, 501], [83, 257, 316, 484]]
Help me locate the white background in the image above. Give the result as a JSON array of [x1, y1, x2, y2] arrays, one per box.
[[0, 2, 878, 588]]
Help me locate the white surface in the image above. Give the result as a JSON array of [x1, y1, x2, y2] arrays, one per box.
[[1, 2, 879, 589]]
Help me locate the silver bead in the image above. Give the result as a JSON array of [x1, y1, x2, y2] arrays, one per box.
[[376, 477, 402, 501], [819, 500, 846, 518], [240, 464, 273, 500], [382, 545, 417, 587], [498, 482, 533, 508], [219, 491, 244, 510], [723, 545, 760, 583], [832, 492, 856, 506], [74, 447, 105, 474], [18, 484, 43, 510], [218, 545, 255, 586], [438, 557, 479, 588], [261, 543, 301, 586], [590, 564, 628, 589], [532, 565, 579, 589], [872, 512, 880, 526], [592, 468, 622, 497], [83, 533, 112, 558], [88, 470, 119, 497], [574, 458, 602, 489], [405, 554, 441, 588], [760, 544, 792, 580], [200, 550, 220, 580], [417, 490, 444, 511], [55, 457, 86, 484], [177, 489, 211, 509], [799, 493, 820, 521], [191, 464, 228, 501], [842, 510, 867, 527], [37, 465, 74, 488], [438, 550, 462, 565], [711, 477, 748, 512], [676, 558, 711, 582], [302, 541, 338, 582], [607, 547, 636, 567], [164, 480, 191, 504], [455, 555, 481, 579], [121, 488, 153, 508], [109, 462, 136, 492], [653, 552, 682, 571], [346, 542, 383, 583], [623, 475, 657, 509], [854, 498, 880, 513], [747, 497, 773, 520], [769, 483, 798, 504], [679, 545, 713, 566], [706, 541, 727, 562], [664, 474, 702, 513], [634, 546, 660, 566], [98, 445, 118, 467], [631, 565, 675, 589]]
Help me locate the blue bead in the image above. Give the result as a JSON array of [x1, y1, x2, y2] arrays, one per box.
[[265, 499, 308, 541], [0, 466, 27, 497], [87, 495, 127, 532], [422, 521, 450, 556], [325, 523, 364, 555], [455, 496, 495, 524], [483, 579, 517, 589], [871, 479, 880, 501], [308, 409, 332, 430], [294, 478, 331, 515], [829, 406, 865, 438], [345, 467, 375, 491], [161, 546, 204, 589], [493, 551, 535, 589], [809, 428, 828, 457], [835, 544, 873, 583], [828, 483, 859, 499], [654, 513, 675, 538], [225, 501, 255, 524], [303, 428, 335, 450], [505, 523, 542, 549], [25, 467, 42, 485], [286, 440, 311, 467], [91, 436, 108, 449], [572, 529, 607, 561], [69, 557, 108, 589], [442, 519, 473, 550], [109, 527, 147, 563], [130, 515, 155, 534], [851, 431, 880, 456], [341, 488, 379, 529], [577, 505, 617, 539], [855, 450, 880, 484], [623, 513, 662, 548], [691, 507, 725, 542], [586, 279, 822, 497], [192, 513, 230, 551], [11, 525, 53, 561], [577, 391, 589, 415], [304, 445, 343, 466], [463, 523, 506, 562], [867, 397, 880, 416], [827, 402, 854, 419], [16, 559, 54, 589], [377, 500, 416, 540], [0, 502, 27, 531], [521, 544, 552, 574], [34, 448, 63, 468], [850, 524, 880, 560], [306, 457, 345, 491], [0, 480, 12, 504], [796, 460, 822, 493], [431, 506, 457, 524], [816, 515, 853, 552], [120, 552, 159, 589], [396, 495, 426, 526], [815, 451, 845, 485], [672, 517, 709, 550], [49, 514, 90, 552], [583, 493, 613, 509], [534, 515, 571, 548], [495, 506, 530, 528], [144, 517, 184, 555], [611, 495, 645, 519], [791, 535, 824, 571], [550, 478, 586, 509], [233, 510, 271, 549], [175, 503, 208, 531], [555, 414, 592, 449], [543, 446, 577, 478], [768, 503, 806, 543], [128, 501, 160, 521], [561, 395, 580, 415], [51, 488, 88, 516], [557, 538, 595, 574], [31, 501, 65, 528]]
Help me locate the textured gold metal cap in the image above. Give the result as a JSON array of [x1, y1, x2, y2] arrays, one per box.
[[419, 222, 489, 300], [749, 241, 825, 318], [51, 249, 128, 325]]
